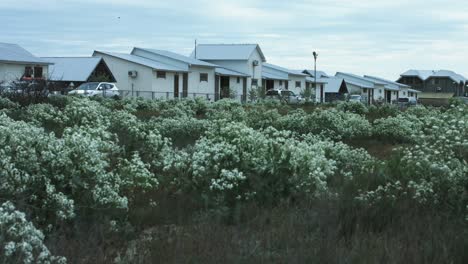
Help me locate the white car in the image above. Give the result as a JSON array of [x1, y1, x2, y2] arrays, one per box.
[[68, 82, 119, 97], [348, 95, 363, 103]]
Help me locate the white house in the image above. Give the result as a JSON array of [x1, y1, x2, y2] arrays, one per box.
[[93, 50, 189, 99], [336, 72, 391, 104], [0, 43, 51, 82], [302, 70, 348, 103], [262, 63, 307, 95], [192, 44, 266, 93], [364, 75, 420, 101]]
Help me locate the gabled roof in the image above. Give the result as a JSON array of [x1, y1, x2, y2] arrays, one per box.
[[324, 77, 347, 93], [43, 57, 103, 82], [192, 44, 266, 62], [132, 47, 216, 68], [401, 69, 467, 83], [364, 75, 411, 89], [93, 51, 186, 72], [335, 72, 377, 89], [303, 69, 329, 78], [264, 63, 307, 76], [215, 67, 249, 77], [0, 42, 51, 65]]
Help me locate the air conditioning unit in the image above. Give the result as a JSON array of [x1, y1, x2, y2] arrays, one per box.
[[128, 70, 138, 78], [252, 60, 259, 66]]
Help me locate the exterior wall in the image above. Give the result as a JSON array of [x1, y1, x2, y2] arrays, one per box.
[[398, 76, 464, 96], [274, 80, 287, 90], [288, 75, 306, 95], [187, 66, 215, 97], [150, 71, 181, 99], [228, 76, 244, 99], [0, 63, 49, 82]]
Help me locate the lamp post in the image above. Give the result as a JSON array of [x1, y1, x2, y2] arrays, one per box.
[[313, 51, 319, 102]]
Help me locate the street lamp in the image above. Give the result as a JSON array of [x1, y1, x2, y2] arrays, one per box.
[[313, 51, 319, 101]]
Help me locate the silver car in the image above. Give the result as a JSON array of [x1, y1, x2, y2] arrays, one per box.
[[265, 89, 303, 104], [68, 82, 119, 97]]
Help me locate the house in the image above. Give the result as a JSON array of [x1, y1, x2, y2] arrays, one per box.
[[0, 43, 52, 83], [191, 44, 266, 94], [336, 72, 399, 104], [262, 63, 307, 95], [131, 48, 248, 101], [93, 50, 190, 99], [397, 70, 467, 105], [301, 70, 347, 103], [42, 57, 116, 92], [364, 75, 420, 101]]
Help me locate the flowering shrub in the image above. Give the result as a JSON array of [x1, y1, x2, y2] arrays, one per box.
[[373, 114, 422, 143], [0, 96, 19, 110], [0, 201, 66, 263], [336, 101, 368, 115]]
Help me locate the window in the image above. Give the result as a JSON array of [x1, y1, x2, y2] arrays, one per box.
[[237, 77, 240, 83], [295, 81, 301, 88], [200, 73, 208, 82], [251, 79, 258, 86], [363, 88, 368, 93], [33, 66, 43, 78], [379, 89, 382, 94], [156, 71, 166, 79], [24, 66, 32, 78], [435, 78, 439, 84], [403, 92, 406, 96], [279, 80, 283, 86]]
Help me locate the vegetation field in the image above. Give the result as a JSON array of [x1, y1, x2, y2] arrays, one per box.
[[0, 96, 467, 263]]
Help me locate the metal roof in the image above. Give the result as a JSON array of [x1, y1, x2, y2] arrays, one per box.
[[323, 77, 346, 93], [93, 51, 186, 72], [264, 63, 307, 76], [303, 69, 329, 78], [262, 71, 289, 81], [215, 67, 249, 77], [364, 75, 411, 88], [335, 72, 376, 89], [401, 69, 467, 83], [0, 42, 51, 65], [305, 76, 328, 84], [43, 57, 101, 82], [133, 48, 216, 68], [192, 44, 266, 62]]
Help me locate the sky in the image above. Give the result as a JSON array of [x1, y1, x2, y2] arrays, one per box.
[[1, 0, 468, 79]]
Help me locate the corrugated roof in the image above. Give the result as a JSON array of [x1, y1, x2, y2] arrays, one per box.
[[264, 63, 307, 76], [0, 42, 51, 65], [262, 71, 289, 81], [335, 72, 376, 89], [324, 77, 346, 93], [43, 57, 101, 82], [401, 69, 467, 83], [93, 51, 186, 72], [364, 75, 411, 88], [303, 69, 329, 78], [305, 76, 328, 84], [133, 48, 216, 68], [215, 67, 249, 77], [192, 44, 266, 62]]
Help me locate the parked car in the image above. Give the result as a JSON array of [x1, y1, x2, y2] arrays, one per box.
[[348, 95, 363, 103], [265, 89, 303, 104], [68, 82, 119, 97]]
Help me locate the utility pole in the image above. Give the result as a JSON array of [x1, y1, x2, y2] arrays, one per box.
[[313, 51, 319, 102], [194, 39, 197, 59]]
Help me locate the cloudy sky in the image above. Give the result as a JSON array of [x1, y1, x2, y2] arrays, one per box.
[[1, 0, 467, 79]]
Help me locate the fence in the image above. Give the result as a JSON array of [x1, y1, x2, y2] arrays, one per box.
[[117, 90, 247, 102]]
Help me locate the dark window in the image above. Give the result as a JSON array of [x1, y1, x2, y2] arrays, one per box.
[[24, 66, 32, 78], [280, 80, 283, 86], [251, 79, 258, 86], [237, 77, 240, 83], [435, 78, 439, 84], [33, 66, 43, 78], [295, 81, 301, 88], [156, 71, 166, 79], [363, 88, 368, 93], [200, 73, 208, 82]]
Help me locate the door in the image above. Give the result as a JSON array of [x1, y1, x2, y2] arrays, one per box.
[[320, 85, 324, 103], [220, 76, 230, 99], [174, 74, 179, 98], [386, 90, 392, 103]]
